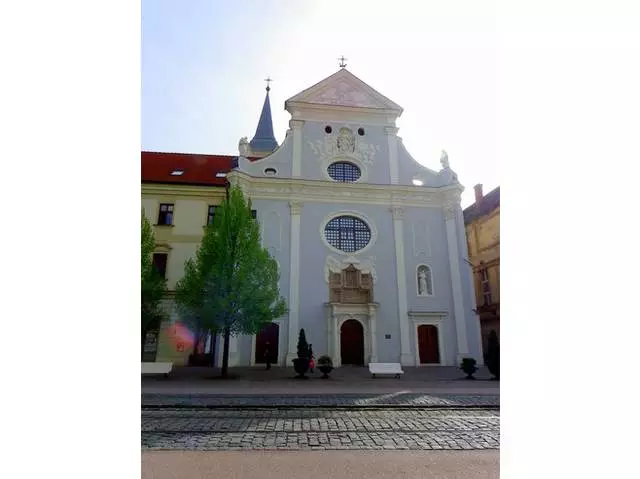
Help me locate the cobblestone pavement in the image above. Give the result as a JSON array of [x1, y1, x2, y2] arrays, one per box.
[[142, 407, 500, 451], [142, 393, 500, 408]]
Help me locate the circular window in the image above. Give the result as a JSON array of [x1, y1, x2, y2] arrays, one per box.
[[358, 127, 365, 136], [325, 125, 332, 134], [327, 161, 361, 182], [264, 167, 277, 176], [323, 215, 371, 253]]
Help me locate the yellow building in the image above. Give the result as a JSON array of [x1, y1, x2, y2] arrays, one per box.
[[141, 151, 233, 365], [463, 184, 500, 359]]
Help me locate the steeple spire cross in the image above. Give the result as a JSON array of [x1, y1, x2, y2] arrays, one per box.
[[264, 77, 272, 91], [338, 56, 347, 68]]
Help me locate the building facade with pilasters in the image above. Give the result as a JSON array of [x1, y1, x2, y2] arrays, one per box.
[[142, 67, 483, 368]]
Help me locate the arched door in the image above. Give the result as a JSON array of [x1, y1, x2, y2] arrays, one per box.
[[418, 325, 440, 364], [255, 323, 279, 365], [341, 319, 364, 366]]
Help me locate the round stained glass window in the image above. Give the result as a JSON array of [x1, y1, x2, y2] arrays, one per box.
[[323, 215, 371, 253], [327, 161, 361, 183]]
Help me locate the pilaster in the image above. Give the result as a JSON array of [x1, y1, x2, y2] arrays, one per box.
[[368, 303, 378, 363], [290, 120, 304, 178], [385, 126, 400, 185], [444, 203, 470, 361], [391, 205, 413, 365], [286, 200, 303, 365]]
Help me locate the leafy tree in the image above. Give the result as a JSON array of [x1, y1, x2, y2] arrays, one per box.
[[175, 185, 287, 377], [141, 210, 167, 359]]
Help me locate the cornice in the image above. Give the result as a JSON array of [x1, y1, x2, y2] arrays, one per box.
[[142, 183, 226, 199], [226, 171, 464, 208]]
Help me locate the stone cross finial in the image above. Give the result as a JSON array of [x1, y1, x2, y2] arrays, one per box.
[[264, 77, 272, 91]]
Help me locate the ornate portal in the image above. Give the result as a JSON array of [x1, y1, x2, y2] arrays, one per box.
[[329, 265, 373, 304]]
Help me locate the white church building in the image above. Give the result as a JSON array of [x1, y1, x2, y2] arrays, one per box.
[[224, 67, 483, 368]]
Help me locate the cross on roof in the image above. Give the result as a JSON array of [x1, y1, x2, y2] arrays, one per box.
[[338, 56, 347, 68], [264, 77, 272, 91]]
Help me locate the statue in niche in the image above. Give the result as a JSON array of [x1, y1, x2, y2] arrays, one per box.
[[417, 266, 432, 296], [336, 127, 355, 154], [238, 137, 250, 157]]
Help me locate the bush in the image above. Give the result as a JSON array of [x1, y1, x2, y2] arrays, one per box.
[[317, 355, 333, 368], [486, 331, 500, 380], [297, 328, 309, 359], [460, 357, 478, 379]]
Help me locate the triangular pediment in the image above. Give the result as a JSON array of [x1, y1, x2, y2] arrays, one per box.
[[286, 69, 403, 114]]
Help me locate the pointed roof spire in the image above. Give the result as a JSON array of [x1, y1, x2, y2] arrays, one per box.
[[249, 79, 278, 154]]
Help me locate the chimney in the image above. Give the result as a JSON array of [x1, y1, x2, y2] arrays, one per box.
[[474, 184, 483, 204]]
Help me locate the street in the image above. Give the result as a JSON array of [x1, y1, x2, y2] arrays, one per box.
[[142, 405, 499, 451]]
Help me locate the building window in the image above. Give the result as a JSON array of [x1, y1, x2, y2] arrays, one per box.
[[152, 253, 168, 280], [157, 204, 174, 225], [327, 161, 361, 183], [480, 268, 492, 305], [251, 209, 257, 219], [207, 205, 217, 225], [323, 215, 371, 253], [417, 265, 434, 296]]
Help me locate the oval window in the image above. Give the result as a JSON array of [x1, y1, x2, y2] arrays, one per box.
[[323, 215, 371, 253], [264, 167, 277, 176], [327, 161, 361, 183]]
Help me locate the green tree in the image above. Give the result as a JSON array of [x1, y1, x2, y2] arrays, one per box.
[[175, 185, 287, 377], [141, 210, 167, 359]]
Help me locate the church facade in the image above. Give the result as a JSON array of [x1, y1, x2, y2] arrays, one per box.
[[142, 67, 483, 368]]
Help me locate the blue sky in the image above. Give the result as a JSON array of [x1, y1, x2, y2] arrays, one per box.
[[142, 0, 498, 207]]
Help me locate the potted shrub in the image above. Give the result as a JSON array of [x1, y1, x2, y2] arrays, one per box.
[[292, 328, 310, 379], [486, 331, 500, 380], [317, 355, 333, 379], [460, 357, 478, 380]]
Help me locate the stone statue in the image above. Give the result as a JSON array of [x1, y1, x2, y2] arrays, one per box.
[[337, 127, 355, 154], [238, 137, 250, 157], [418, 268, 429, 295], [440, 150, 449, 169]]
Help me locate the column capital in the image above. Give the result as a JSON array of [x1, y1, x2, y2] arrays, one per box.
[[443, 203, 458, 221], [390, 206, 405, 220], [384, 126, 399, 136], [289, 119, 305, 130], [289, 201, 303, 215]]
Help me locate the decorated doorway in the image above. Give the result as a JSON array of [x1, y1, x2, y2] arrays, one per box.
[[254, 322, 279, 365], [340, 319, 365, 366], [417, 324, 440, 364]]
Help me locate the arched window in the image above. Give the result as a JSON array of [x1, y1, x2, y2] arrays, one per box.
[[417, 265, 434, 296], [323, 215, 371, 253]]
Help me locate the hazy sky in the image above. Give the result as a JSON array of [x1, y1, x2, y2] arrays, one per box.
[[142, 0, 497, 207]]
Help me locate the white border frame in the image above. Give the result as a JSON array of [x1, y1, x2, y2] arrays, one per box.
[[336, 315, 370, 368], [416, 264, 435, 297], [320, 210, 378, 256], [321, 156, 369, 183], [250, 319, 285, 367], [410, 313, 447, 366]]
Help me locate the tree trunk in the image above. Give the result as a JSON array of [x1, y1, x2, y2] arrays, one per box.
[[141, 328, 147, 361], [221, 327, 231, 378], [209, 329, 216, 367]]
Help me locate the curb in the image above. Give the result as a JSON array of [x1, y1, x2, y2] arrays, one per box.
[[141, 404, 500, 410]]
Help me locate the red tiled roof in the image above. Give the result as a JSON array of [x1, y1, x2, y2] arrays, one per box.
[[141, 151, 260, 186]]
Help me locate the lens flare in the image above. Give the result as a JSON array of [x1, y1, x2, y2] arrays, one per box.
[[163, 322, 195, 351]]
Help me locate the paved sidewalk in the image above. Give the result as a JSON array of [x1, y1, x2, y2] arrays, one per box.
[[142, 366, 500, 396], [141, 393, 500, 408], [142, 450, 500, 479]]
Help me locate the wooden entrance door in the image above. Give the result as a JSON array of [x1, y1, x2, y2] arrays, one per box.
[[255, 323, 279, 364], [418, 325, 440, 364], [340, 319, 364, 366]]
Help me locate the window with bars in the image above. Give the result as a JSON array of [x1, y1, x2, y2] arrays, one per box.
[[324, 215, 371, 253], [157, 204, 174, 225], [207, 205, 217, 225], [152, 253, 168, 280], [251, 209, 257, 219], [480, 268, 492, 305], [327, 161, 361, 182]]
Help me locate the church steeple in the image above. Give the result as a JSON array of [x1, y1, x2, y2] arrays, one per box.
[[249, 79, 278, 155]]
